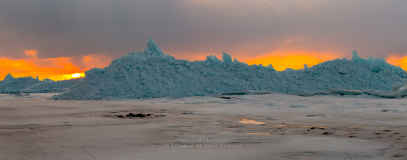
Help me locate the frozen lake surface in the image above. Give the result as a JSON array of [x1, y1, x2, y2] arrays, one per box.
[[0, 93, 406, 160]]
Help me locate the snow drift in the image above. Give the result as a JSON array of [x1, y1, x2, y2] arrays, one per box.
[[50, 40, 407, 100]]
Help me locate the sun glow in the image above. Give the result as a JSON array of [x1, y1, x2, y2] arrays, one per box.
[[55, 73, 86, 81], [245, 51, 340, 71], [386, 55, 407, 71], [3, 49, 407, 82], [71, 73, 83, 78], [246, 51, 407, 72], [0, 50, 111, 81]]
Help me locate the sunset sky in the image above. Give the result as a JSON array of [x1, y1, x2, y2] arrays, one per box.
[[1, 0, 407, 80]]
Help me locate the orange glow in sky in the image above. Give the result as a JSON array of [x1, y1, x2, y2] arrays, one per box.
[[245, 51, 340, 71], [386, 55, 407, 71], [2, 49, 407, 81], [0, 50, 111, 81], [246, 52, 407, 71], [24, 49, 38, 57]]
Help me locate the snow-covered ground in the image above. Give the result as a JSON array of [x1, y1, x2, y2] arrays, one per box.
[[0, 93, 406, 160]]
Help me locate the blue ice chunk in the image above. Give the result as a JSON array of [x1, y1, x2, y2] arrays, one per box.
[[352, 50, 362, 61], [222, 52, 233, 64], [145, 39, 164, 56], [3, 73, 14, 82]]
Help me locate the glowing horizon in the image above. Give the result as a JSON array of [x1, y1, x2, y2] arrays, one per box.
[[0, 50, 111, 81], [2, 50, 407, 81], [386, 55, 407, 71], [245, 51, 341, 71]]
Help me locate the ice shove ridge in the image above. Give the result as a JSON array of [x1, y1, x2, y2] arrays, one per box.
[[1, 40, 407, 99], [0, 74, 80, 94], [51, 40, 407, 100]]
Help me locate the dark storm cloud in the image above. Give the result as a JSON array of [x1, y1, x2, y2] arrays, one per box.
[[0, 0, 407, 59]]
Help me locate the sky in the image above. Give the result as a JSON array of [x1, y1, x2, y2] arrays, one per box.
[[0, 0, 407, 80]]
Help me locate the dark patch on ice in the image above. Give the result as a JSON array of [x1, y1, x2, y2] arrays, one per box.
[[221, 92, 248, 96], [306, 114, 326, 118], [381, 109, 400, 113], [113, 112, 164, 119], [218, 96, 234, 100], [322, 131, 333, 135], [393, 154, 404, 158], [182, 111, 194, 115], [290, 104, 307, 108]]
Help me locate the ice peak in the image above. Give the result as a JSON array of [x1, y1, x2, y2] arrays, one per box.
[[205, 56, 221, 63], [3, 73, 14, 81], [145, 39, 164, 56], [352, 50, 361, 61], [222, 52, 232, 64]]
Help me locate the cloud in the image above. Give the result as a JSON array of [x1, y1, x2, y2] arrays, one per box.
[[0, 0, 406, 60], [24, 50, 38, 58]]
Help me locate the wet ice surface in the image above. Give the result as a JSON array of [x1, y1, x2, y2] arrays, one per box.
[[133, 136, 386, 160], [1, 93, 407, 160]]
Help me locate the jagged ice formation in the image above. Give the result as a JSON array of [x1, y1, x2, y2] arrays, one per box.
[[50, 40, 407, 100]]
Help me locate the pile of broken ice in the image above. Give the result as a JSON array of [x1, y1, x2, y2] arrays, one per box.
[[1, 40, 407, 99], [0, 74, 80, 94], [53, 40, 407, 99]]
